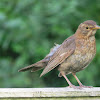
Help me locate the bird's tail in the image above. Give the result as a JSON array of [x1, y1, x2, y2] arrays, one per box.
[[18, 59, 48, 72], [18, 44, 60, 73]]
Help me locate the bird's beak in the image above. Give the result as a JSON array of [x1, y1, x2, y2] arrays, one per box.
[[92, 25, 100, 29]]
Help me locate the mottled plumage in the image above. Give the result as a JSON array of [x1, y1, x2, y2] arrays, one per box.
[[19, 20, 100, 88]]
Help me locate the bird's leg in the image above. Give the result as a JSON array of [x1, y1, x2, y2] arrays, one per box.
[[72, 73, 93, 88], [60, 72, 81, 89]]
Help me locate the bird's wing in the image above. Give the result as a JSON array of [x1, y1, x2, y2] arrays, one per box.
[[40, 35, 76, 77]]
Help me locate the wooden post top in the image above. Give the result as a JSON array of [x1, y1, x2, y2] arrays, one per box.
[[0, 87, 100, 99]]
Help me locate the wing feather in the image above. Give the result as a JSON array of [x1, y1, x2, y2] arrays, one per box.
[[40, 35, 76, 77]]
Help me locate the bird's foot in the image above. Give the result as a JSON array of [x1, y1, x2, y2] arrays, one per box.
[[80, 85, 93, 88], [67, 84, 82, 89]]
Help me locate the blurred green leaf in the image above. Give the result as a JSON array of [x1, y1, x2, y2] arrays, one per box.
[[0, 0, 100, 88]]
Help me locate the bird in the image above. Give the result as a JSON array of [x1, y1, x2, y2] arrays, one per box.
[[18, 20, 100, 89]]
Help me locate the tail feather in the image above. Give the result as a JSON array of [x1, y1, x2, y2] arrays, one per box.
[[31, 67, 44, 72], [18, 59, 48, 72], [18, 44, 60, 75], [18, 63, 36, 72]]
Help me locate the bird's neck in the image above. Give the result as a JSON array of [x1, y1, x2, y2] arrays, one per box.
[[75, 29, 95, 40]]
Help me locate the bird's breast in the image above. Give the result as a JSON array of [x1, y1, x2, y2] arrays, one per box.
[[68, 36, 96, 72]]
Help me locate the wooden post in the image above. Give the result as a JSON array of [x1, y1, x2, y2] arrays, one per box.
[[0, 87, 100, 100]]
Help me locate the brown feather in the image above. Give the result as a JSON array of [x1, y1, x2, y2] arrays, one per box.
[[40, 35, 76, 77], [18, 44, 61, 72], [18, 59, 47, 72]]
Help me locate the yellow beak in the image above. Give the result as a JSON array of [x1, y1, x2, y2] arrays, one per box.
[[92, 25, 100, 29]]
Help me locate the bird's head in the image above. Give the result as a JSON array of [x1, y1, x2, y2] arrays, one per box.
[[76, 20, 100, 38]]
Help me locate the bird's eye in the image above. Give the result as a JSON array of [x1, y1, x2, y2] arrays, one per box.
[[86, 27, 89, 29]]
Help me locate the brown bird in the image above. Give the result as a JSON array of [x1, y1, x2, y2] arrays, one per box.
[[19, 20, 100, 88]]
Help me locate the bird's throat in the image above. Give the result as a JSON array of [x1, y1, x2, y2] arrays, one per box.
[[75, 29, 96, 40]]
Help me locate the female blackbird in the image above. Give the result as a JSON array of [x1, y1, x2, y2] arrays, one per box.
[[19, 20, 100, 88]]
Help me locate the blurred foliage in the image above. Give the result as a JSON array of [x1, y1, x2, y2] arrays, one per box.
[[0, 0, 100, 88]]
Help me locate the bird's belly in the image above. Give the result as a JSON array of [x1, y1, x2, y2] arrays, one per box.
[[69, 52, 95, 72], [59, 51, 96, 74]]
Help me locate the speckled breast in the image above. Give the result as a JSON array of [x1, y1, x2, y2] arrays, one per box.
[[68, 36, 96, 73]]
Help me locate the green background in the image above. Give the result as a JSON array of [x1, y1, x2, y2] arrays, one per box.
[[0, 0, 100, 88]]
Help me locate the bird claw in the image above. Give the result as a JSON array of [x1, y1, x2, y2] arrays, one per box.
[[80, 85, 93, 88], [67, 85, 82, 89], [67, 85, 93, 89]]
